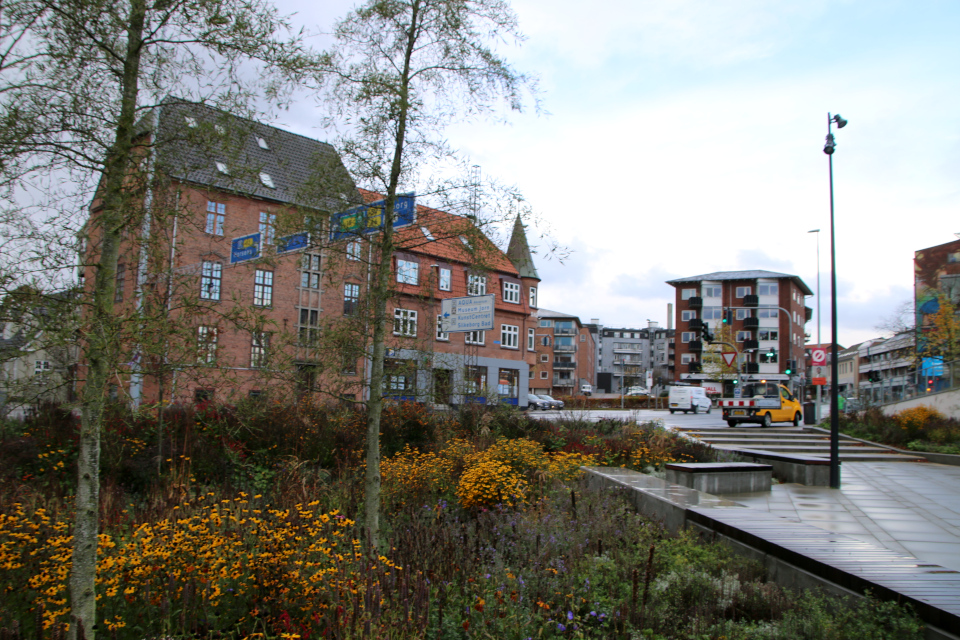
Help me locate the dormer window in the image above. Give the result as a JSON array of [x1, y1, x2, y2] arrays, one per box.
[[259, 172, 275, 188], [257, 137, 270, 150], [185, 116, 197, 128], [216, 162, 229, 175]]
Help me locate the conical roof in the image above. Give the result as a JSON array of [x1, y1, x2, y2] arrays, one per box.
[[506, 215, 539, 280]]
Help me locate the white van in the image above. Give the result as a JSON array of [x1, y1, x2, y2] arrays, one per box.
[[668, 386, 712, 414], [580, 383, 593, 396]]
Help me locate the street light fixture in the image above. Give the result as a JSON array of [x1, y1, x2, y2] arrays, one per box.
[[824, 113, 846, 489], [808, 229, 821, 422]]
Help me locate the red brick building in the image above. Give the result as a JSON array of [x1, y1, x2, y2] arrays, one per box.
[[83, 99, 541, 407], [667, 270, 811, 393], [529, 309, 596, 397]]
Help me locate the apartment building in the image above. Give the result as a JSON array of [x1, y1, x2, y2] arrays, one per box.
[[530, 309, 595, 397], [82, 98, 539, 407], [667, 270, 812, 392], [858, 332, 917, 404], [594, 321, 674, 394]]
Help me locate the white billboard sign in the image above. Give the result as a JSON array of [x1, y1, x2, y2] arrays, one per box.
[[440, 295, 495, 333]]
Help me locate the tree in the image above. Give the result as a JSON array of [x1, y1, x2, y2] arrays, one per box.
[[701, 323, 739, 385], [0, 0, 309, 635], [922, 293, 960, 364], [319, 0, 537, 548]]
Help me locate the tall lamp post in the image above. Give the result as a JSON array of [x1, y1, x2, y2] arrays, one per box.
[[808, 229, 821, 422], [823, 112, 847, 489]]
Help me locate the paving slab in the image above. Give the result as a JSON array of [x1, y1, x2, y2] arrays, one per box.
[[717, 461, 960, 572]]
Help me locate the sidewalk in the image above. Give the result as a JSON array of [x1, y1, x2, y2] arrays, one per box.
[[715, 461, 960, 572]]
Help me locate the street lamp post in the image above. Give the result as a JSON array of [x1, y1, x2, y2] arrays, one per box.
[[823, 112, 847, 490], [808, 229, 821, 422]]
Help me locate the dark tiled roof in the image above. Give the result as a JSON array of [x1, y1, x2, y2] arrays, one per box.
[[154, 98, 357, 211], [506, 215, 539, 279], [666, 270, 813, 296]]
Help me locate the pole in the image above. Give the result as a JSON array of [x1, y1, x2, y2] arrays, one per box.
[[827, 113, 841, 489], [815, 231, 822, 422]]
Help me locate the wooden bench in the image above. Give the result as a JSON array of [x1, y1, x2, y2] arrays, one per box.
[[665, 462, 772, 493]]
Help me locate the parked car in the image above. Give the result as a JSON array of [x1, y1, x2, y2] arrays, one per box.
[[625, 386, 650, 396], [538, 394, 565, 410], [580, 383, 593, 396], [526, 393, 548, 411], [668, 386, 712, 414]]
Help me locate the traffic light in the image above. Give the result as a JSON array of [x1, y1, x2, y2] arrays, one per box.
[[721, 308, 731, 324], [785, 359, 795, 375], [702, 325, 714, 343], [732, 378, 739, 385]]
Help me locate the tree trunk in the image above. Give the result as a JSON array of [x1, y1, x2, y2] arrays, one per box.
[[69, 2, 146, 637], [362, 0, 420, 550]]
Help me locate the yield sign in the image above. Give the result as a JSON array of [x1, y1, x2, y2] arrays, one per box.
[[722, 352, 737, 367]]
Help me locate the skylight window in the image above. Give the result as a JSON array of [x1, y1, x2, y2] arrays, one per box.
[[184, 116, 197, 128], [257, 137, 270, 150], [259, 172, 275, 188], [421, 227, 434, 241], [216, 162, 229, 175]]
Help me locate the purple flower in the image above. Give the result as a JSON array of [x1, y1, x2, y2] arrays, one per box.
[[567, 611, 574, 621], [557, 624, 566, 632], [590, 611, 596, 617]]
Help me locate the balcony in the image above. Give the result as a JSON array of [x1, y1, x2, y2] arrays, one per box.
[[744, 294, 759, 308], [688, 362, 702, 373], [554, 344, 576, 352], [744, 363, 760, 374], [743, 317, 759, 329], [689, 318, 704, 330], [688, 340, 703, 351], [554, 327, 577, 335], [743, 339, 759, 351], [687, 296, 703, 309], [552, 361, 576, 370], [552, 378, 575, 387]]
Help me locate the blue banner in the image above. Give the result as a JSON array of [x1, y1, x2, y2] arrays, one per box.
[[330, 194, 416, 241], [230, 232, 261, 264], [276, 232, 309, 254]]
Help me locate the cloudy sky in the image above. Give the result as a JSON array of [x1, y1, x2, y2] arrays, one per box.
[[280, 0, 959, 347]]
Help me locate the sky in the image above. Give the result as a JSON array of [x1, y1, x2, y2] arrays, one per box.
[[277, 0, 960, 347]]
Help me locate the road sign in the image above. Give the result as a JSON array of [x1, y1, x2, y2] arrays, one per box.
[[734, 388, 742, 398], [812, 377, 827, 386], [330, 194, 415, 241], [440, 295, 494, 332], [721, 352, 737, 367], [276, 232, 309, 254], [811, 347, 827, 366], [230, 232, 261, 264]]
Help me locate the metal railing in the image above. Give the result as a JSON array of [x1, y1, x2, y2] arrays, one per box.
[[860, 359, 960, 406]]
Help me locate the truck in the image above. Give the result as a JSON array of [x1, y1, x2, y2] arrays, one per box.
[[719, 382, 803, 428]]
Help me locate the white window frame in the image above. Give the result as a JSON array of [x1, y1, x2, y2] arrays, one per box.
[[529, 287, 538, 308], [502, 282, 520, 304], [758, 329, 779, 341], [539, 319, 553, 327], [736, 331, 751, 342], [681, 310, 697, 321], [702, 285, 721, 298], [393, 308, 418, 337], [681, 288, 696, 300], [757, 308, 778, 319], [465, 330, 485, 345], [540, 370, 549, 379], [681, 331, 694, 343], [250, 332, 270, 368], [33, 360, 50, 374], [300, 253, 321, 289], [347, 241, 362, 261], [527, 328, 535, 351], [344, 283, 360, 315], [736, 286, 752, 298], [439, 267, 451, 291], [254, 270, 273, 307], [758, 283, 779, 296], [540, 354, 549, 362], [200, 261, 222, 301], [259, 212, 276, 245], [397, 259, 419, 285], [197, 326, 218, 364], [500, 324, 519, 349], [467, 274, 487, 296], [681, 354, 695, 365], [205, 201, 225, 236], [436, 315, 449, 341], [736, 308, 751, 320]]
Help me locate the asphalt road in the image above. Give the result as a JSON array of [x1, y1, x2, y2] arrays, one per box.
[[529, 407, 736, 430]]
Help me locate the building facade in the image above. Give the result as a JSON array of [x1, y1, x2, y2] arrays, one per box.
[[82, 99, 540, 408], [594, 321, 674, 394], [667, 270, 812, 392], [529, 309, 595, 397], [857, 332, 917, 405]]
